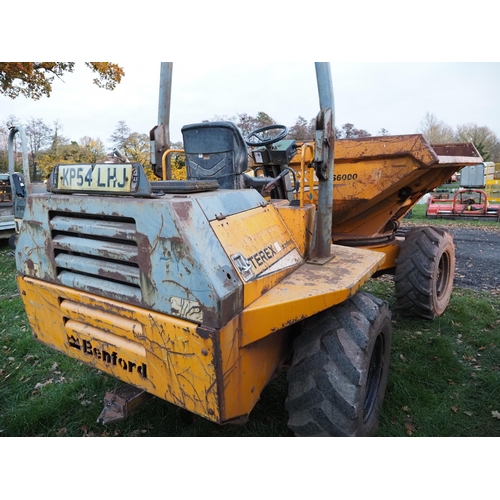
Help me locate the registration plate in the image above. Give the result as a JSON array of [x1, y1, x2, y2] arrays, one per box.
[[56, 164, 134, 193]]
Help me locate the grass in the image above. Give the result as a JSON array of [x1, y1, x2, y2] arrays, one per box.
[[1, 222, 500, 437]]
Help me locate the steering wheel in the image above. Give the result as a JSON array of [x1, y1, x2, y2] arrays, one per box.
[[245, 125, 289, 147]]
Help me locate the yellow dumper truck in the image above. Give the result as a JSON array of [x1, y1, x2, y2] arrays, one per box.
[[15, 63, 482, 436]]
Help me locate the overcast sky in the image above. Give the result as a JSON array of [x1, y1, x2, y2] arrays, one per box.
[[2, 62, 499, 150]]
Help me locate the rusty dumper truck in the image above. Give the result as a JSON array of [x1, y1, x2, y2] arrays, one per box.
[[14, 63, 482, 436]]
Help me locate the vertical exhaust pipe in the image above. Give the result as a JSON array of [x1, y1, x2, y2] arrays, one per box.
[[150, 62, 173, 177], [311, 62, 335, 262]]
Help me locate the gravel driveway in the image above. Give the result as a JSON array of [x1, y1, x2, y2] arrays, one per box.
[[449, 227, 500, 293], [399, 224, 500, 294]]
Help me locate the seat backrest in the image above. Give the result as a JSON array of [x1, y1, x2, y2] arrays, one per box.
[[181, 121, 248, 189]]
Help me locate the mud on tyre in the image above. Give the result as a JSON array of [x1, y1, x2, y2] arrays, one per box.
[[285, 292, 392, 437], [394, 226, 455, 319]]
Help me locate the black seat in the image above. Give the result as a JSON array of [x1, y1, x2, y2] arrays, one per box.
[[181, 121, 248, 189]]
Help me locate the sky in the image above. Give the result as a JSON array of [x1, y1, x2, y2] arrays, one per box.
[[2, 62, 500, 150]]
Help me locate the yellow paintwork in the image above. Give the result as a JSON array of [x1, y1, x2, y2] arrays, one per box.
[[161, 149, 185, 180], [485, 179, 500, 203], [363, 239, 401, 272], [218, 244, 385, 421], [274, 201, 316, 258], [280, 135, 477, 241], [239, 244, 386, 346], [18, 276, 221, 422], [211, 203, 303, 307], [218, 318, 291, 422], [17, 239, 386, 424]]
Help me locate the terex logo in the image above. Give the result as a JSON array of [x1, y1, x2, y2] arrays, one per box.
[[246, 240, 293, 270], [67, 334, 148, 379]]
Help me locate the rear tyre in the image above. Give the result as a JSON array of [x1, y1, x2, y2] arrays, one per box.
[[285, 292, 392, 437], [394, 227, 455, 319]]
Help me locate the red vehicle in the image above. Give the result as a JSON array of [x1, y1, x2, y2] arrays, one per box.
[[427, 188, 500, 221]]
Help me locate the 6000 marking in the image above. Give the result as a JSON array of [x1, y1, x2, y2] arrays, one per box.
[[333, 173, 358, 182]]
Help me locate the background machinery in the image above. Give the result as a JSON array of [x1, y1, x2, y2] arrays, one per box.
[[1, 126, 39, 248]]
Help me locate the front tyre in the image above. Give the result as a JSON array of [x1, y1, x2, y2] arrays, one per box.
[[285, 292, 392, 437], [394, 227, 455, 319]]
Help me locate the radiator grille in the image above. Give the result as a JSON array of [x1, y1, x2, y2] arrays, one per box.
[[50, 212, 142, 303]]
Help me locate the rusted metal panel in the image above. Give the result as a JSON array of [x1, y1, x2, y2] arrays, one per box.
[[218, 317, 292, 422], [286, 136, 483, 242], [50, 216, 137, 240], [53, 235, 139, 262], [16, 190, 252, 329], [239, 244, 385, 346], [334, 134, 439, 166], [18, 277, 223, 422], [55, 254, 141, 286], [432, 142, 483, 164], [210, 203, 303, 307], [195, 188, 265, 221], [97, 385, 153, 424], [58, 271, 142, 304]]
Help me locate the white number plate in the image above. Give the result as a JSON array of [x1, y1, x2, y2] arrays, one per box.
[[57, 164, 133, 192]]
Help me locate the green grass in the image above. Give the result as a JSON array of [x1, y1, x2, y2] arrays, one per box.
[[363, 279, 500, 436], [1, 238, 500, 437]]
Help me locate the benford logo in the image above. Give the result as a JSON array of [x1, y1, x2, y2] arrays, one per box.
[[67, 334, 148, 379]]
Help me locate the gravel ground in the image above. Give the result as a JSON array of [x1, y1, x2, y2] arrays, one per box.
[[449, 227, 500, 293], [401, 224, 500, 294]]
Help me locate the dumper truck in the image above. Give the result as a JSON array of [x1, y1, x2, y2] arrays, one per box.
[[14, 62, 482, 436]]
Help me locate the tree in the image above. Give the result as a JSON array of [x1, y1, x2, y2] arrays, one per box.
[[0, 62, 124, 100], [336, 123, 371, 139], [378, 128, 390, 136], [418, 112, 455, 144], [110, 120, 132, 150], [288, 116, 315, 141], [37, 140, 82, 179], [25, 117, 53, 181], [455, 123, 500, 162], [78, 136, 107, 163], [123, 132, 150, 165], [236, 111, 276, 137], [50, 120, 70, 157]]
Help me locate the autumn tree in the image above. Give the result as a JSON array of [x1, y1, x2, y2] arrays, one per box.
[[78, 136, 107, 163], [0, 62, 124, 100], [122, 132, 150, 165], [109, 124, 160, 180]]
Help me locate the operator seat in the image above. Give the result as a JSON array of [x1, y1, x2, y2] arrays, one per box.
[[181, 121, 248, 189]]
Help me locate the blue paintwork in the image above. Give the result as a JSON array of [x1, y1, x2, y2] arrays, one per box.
[[16, 188, 268, 329]]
